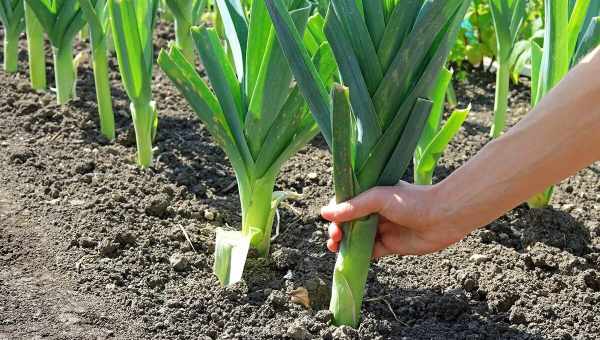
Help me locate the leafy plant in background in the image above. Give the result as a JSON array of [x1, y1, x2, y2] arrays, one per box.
[[527, 0, 600, 208], [488, 0, 526, 138], [267, 0, 469, 327], [24, 2, 46, 89], [159, 0, 336, 286], [414, 68, 470, 185], [163, 0, 206, 62], [0, 0, 25, 73], [25, 0, 86, 104], [80, 0, 115, 141], [108, 0, 158, 168], [449, 0, 496, 69]]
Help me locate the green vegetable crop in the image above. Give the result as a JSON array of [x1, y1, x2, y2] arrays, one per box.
[[108, 0, 158, 168], [414, 68, 470, 185], [488, 0, 526, 138], [267, 0, 469, 327], [158, 0, 335, 286], [25, 0, 86, 104], [24, 1, 46, 89], [527, 0, 600, 208], [0, 0, 25, 73], [80, 0, 115, 141], [164, 0, 206, 62]]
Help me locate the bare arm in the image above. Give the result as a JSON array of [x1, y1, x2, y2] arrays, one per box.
[[323, 47, 600, 257]]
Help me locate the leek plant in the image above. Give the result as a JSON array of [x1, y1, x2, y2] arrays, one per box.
[[163, 0, 206, 62], [414, 68, 470, 185], [24, 2, 46, 89], [108, 0, 158, 168], [25, 0, 86, 104], [159, 0, 335, 286], [0, 0, 25, 73], [488, 0, 526, 138], [527, 0, 600, 208], [267, 0, 469, 327], [80, 0, 115, 141]]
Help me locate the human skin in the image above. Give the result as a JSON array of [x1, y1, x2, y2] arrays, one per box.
[[323, 47, 600, 258]]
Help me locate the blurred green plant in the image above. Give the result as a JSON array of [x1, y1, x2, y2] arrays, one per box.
[[0, 0, 25, 73]]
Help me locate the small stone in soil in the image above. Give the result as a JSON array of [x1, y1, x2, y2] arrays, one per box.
[[203, 209, 216, 221], [315, 310, 333, 324], [332, 325, 359, 340], [98, 239, 118, 258], [286, 322, 311, 340], [469, 254, 490, 264], [509, 307, 528, 324], [79, 237, 97, 249], [267, 290, 288, 308], [271, 247, 301, 270], [75, 161, 95, 175], [581, 269, 600, 291], [145, 194, 171, 218], [169, 253, 190, 272]]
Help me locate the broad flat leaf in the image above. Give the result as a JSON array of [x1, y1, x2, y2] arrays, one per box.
[[192, 26, 253, 168], [416, 107, 469, 175], [215, 0, 248, 80], [265, 0, 333, 147]]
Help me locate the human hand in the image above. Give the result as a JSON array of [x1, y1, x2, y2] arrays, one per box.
[[321, 182, 470, 258]]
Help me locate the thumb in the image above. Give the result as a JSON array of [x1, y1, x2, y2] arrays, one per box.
[[321, 187, 388, 223]]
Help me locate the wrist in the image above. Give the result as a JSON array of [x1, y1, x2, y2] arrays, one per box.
[[428, 179, 477, 237]]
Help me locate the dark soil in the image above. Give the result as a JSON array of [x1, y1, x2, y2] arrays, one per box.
[[1, 24, 600, 340]]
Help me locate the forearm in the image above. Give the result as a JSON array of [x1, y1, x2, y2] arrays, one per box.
[[434, 47, 600, 234]]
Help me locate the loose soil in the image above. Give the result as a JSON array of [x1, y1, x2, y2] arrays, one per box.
[[1, 24, 600, 340]]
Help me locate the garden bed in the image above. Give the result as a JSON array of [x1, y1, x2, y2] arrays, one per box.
[[1, 25, 600, 339]]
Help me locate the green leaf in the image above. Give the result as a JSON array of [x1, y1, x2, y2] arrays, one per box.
[[373, 0, 464, 127], [158, 46, 249, 177], [415, 106, 469, 184], [265, 0, 333, 147], [567, 0, 592, 57], [530, 39, 543, 106], [330, 0, 383, 94], [362, 0, 385, 48], [215, 0, 248, 80], [192, 26, 253, 168], [378, 98, 433, 186], [572, 16, 600, 65], [540, 0, 570, 97], [245, 0, 272, 97], [252, 88, 306, 178], [377, 0, 422, 71], [415, 67, 453, 165], [324, 7, 381, 167], [244, 4, 310, 158], [331, 84, 355, 203]]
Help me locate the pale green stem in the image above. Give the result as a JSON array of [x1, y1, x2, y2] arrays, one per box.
[[490, 60, 510, 138], [241, 175, 278, 257], [91, 37, 115, 140], [414, 168, 433, 186], [527, 186, 554, 209], [25, 2, 46, 89], [131, 101, 155, 168], [52, 45, 76, 104], [3, 33, 19, 73], [174, 18, 195, 63], [330, 215, 378, 327]]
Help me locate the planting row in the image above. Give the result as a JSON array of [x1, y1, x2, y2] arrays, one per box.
[[0, 0, 599, 328]]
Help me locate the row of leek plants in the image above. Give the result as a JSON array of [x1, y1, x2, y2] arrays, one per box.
[[0, 0, 161, 166]]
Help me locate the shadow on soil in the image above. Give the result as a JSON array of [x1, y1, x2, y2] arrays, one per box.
[[363, 280, 545, 340]]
